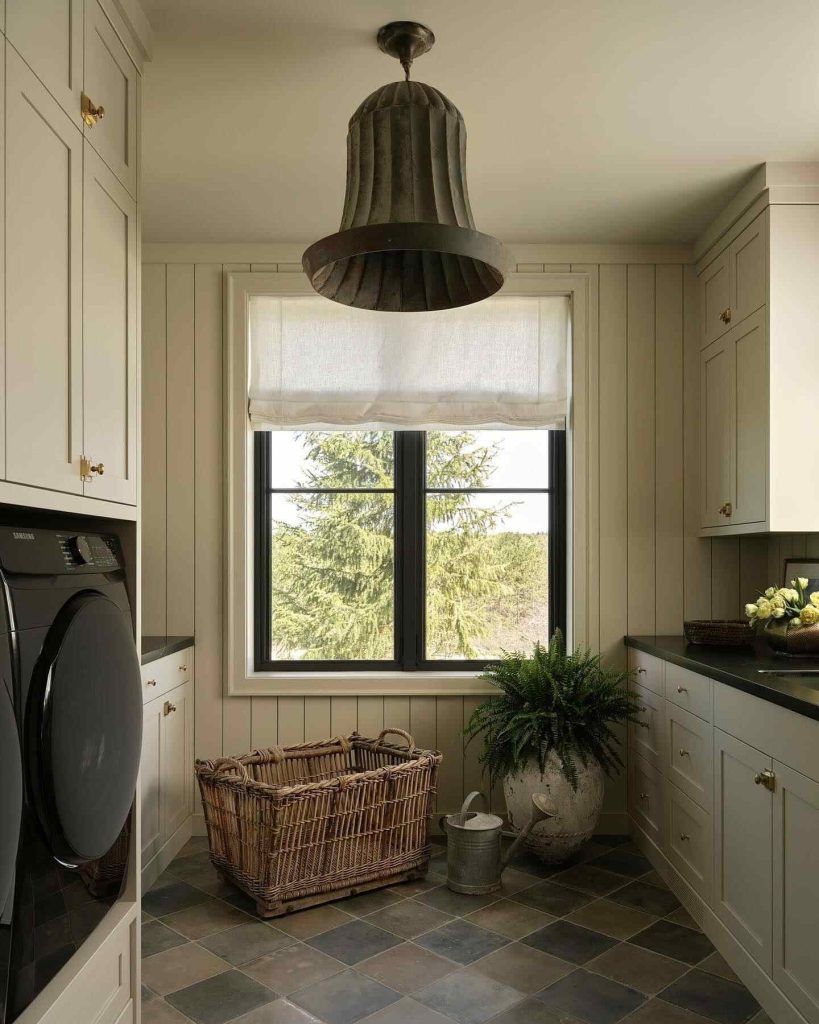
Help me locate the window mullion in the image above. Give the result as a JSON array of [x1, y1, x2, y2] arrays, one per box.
[[396, 432, 424, 670]]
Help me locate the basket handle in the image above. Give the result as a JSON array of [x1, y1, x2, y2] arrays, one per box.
[[373, 727, 416, 751], [212, 756, 250, 781]]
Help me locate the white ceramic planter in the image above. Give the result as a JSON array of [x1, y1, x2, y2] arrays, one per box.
[[503, 752, 604, 863]]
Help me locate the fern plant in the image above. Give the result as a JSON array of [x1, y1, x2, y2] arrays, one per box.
[[464, 631, 645, 789]]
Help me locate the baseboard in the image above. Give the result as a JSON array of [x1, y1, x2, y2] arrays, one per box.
[[629, 817, 809, 1024], [142, 817, 194, 890]]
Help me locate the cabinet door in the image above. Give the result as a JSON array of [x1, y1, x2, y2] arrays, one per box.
[[5, 46, 84, 494], [713, 728, 773, 971], [6, 0, 83, 126], [772, 762, 819, 1021], [730, 309, 767, 526], [84, 0, 138, 195], [700, 336, 733, 528], [141, 698, 162, 867], [699, 250, 731, 348], [629, 681, 665, 771], [730, 212, 767, 327], [161, 681, 193, 842], [83, 143, 138, 504]]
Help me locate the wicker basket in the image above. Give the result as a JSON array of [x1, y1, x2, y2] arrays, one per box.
[[195, 729, 441, 918], [683, 619, 754, 647]]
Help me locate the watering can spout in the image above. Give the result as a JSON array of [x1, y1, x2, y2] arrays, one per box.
[[500, 793, 554, 872]]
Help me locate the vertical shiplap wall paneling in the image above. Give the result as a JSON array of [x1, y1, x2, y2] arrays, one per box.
[[194, 263, 226, 771], [277, 698, 306, 746], [626, 265, 657, 636], [221, 264, 253, 756], [462, 697, 484, 802], [304, 698, 332, 741], [435, 698, 464, 818], [357, 697, 384, 739], [141, 264, 167, 634], [165, 265, 196, 635], [682, 266, 712, 621], [331, 697, 358, 737], [382, 696, 410, 734], [711, 540, 740, 617], [654, 266, 684, 634], [250, 699, 279, 750]]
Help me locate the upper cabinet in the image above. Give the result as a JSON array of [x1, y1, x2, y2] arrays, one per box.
[[1, 0, 143, 513], [697, 190, 819, 535]]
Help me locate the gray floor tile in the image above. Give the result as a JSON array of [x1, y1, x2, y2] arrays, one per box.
[[699, 950, 740, 983], [307, 918, 403, 965], [242, 943, 342, 994], [357, 941, 456, 994], [417, 967, 524, 1024], [141, 1000, 195, 1024], [199, 922, 294, 965], [625, 998, 718, 1023], [339, 889, 404, 917], [537, 967, 646, 1023], [388, 877, 440, 898], [512, 880, 594, 917], [366, 899, 453, 939], [290, 968, 401, 1024], [551, 864, 632, 897], [274, 905, 354, 940], [523, 920, 618, 965], [588, 942, 689, 995], [176, 836, 211, 858], [467, 941, 573, 993], [567, 899, 658, 940], [465, 899, 556, 940], [358, 996, 454, 1023], [415, 886, 500, 916], [505, 848, 565, 879], [142, 943, 231, 996], [415, 919, 509, 965], [641, 872, 670, 891], [142, 920, 188, 958], [143, 880, 213, 918], [659, 969, 760, 1024], [629, 922, 715, 966], [228, 999, 323, 1022], [594, 835, 633, 848], [489, 997, 584, 1023], [664, 908, 701, 932], [162, 898, 252, 939], [592, 850, 654, 879], [609, 882, 681, 918], [166, 969, 277, 1024]]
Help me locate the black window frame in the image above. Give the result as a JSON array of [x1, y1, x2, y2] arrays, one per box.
[[254, 429, 567, 672]]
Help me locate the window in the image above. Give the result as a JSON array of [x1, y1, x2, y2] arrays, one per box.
[[254, 429, 566, 672]]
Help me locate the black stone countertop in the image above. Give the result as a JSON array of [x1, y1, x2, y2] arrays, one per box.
[[141, 635, 194, 666], [625, 635, 819, 722]]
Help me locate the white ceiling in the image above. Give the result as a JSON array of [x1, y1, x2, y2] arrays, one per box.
[[141, 0, 819, 245]]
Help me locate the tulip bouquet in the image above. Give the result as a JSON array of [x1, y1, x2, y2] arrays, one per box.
[[745, 577, 819, 631]]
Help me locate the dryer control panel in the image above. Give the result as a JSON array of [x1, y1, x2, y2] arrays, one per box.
[[0, 527, 123, 575]]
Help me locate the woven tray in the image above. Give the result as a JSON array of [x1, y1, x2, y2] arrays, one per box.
[[683, 619, 754, 647]]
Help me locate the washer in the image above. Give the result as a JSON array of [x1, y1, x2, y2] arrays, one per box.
[[0, 526, 142, 1022]]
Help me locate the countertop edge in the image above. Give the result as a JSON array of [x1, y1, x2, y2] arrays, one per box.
[[625, 635, 819, 722], [141, 635, 194, 666]]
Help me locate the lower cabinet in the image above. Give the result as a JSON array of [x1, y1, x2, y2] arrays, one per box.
[[141, 672, 194, 884]]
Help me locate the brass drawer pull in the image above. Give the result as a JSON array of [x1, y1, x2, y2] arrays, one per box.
[[718, 502, 732, 518], [679, 748, 690, 758], [179, 664, 188, 672], [676, 686, 688, 694], [636, 667, 646, 675], [679, 832, 690, 842], [754, 769, 775, 791], [640, 791, 648, 800], [145, 678, 157, 687], [163, 701, 177, 716], [81, 93, 105, 127]]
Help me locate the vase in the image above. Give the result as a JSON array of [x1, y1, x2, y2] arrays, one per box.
[[503, 751, 605, 864], [764, 621, 819, 656]]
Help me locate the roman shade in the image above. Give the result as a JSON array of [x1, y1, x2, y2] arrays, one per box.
[[248, 293, 569, 430]]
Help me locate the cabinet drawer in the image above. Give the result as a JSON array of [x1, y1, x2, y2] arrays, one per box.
[[666, 663, 712, 722], [666, 703, 712, 811], [629, 751, 664, 849], [667, 782, 712, 901], [629, 682, 665, 771], [629, 649, 664, 696], [141, 647, 192, 703]]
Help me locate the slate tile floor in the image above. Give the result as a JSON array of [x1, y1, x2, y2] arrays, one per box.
[[142, 836, 770, 1024]]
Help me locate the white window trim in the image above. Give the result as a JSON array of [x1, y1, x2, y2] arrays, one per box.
[[225, 270, 591, 697]]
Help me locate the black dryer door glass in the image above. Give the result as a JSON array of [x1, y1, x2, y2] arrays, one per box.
[[27, 592, 142, 866]]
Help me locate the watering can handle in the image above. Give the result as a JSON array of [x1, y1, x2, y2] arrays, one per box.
[[459, 791, 485, 821]]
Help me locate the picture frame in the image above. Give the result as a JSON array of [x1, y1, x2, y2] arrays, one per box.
[[783, 558, 819, 595]]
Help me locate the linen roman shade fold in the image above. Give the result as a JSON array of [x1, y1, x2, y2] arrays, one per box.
[[248, 293, 569, 430]]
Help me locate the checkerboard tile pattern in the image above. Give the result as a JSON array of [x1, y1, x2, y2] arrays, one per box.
[[141, 836, 765, 1024]]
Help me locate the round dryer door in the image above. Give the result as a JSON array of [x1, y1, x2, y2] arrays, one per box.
[[27, 592, 142, 866]]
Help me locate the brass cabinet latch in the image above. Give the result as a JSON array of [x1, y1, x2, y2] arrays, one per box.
[[80, 456, 105, 482], [163, 701, 177, 717], [718, 502, 733, 518], [81, 93, 105, 127], [719, 307, 732, 324], [754, 769, 776, 792]]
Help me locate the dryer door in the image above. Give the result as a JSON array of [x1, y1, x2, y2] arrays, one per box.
[[27, 592, 142, 866]]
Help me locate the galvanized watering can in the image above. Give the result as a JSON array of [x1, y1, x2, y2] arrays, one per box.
[[440, 790, 553, 894]]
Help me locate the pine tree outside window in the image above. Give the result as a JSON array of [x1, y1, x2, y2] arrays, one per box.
[[254, 429, 566, 672]]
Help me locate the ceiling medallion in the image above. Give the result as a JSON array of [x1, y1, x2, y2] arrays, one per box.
[[302, 21, 505, 312]]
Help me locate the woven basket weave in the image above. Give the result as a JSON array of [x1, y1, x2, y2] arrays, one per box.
[[683, 619, 754, 647], [195, 729, 441, 918]]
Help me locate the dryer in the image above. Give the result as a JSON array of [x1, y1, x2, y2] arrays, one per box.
[[0, 526, 142, 1022]]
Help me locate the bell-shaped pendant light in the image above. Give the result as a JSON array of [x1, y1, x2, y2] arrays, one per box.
[[302, 21, 505, 312]]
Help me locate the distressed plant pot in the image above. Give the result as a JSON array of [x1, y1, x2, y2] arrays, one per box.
[[503, 752, 604, 864], [764, 620, 819, 656]]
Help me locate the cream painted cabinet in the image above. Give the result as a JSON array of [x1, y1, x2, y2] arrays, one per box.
[[700, 309, 767, 531], [141, 699, 162, 868], [713, 728, 773, 972], [772, 762, 819, 1022], [699, 250, 731, 348], [83, 144, 138, 504], [5, 0, 84, 126], [699, 211, 767, 349], [162, 681, 194, 841], [83, 0, 138, 195], [4, 45, 84, 494]]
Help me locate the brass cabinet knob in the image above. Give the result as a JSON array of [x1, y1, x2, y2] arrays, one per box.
[[718, 502, 733, 517], [90, 462, 105, 476], [679, 748, 690, 758], [676, 686, 688, 694], [719, 307, 732, 324], [163, 701, 177, 716], [636, 667, 646, 675], [754, 769, 775, 791], [81, 93, 105, 126], [179, 664, 188, 672], [81, 456, 105, 481], [679, 833, 690, 841], [146, 679, 157, 687], [640, 791, 649, 800]]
